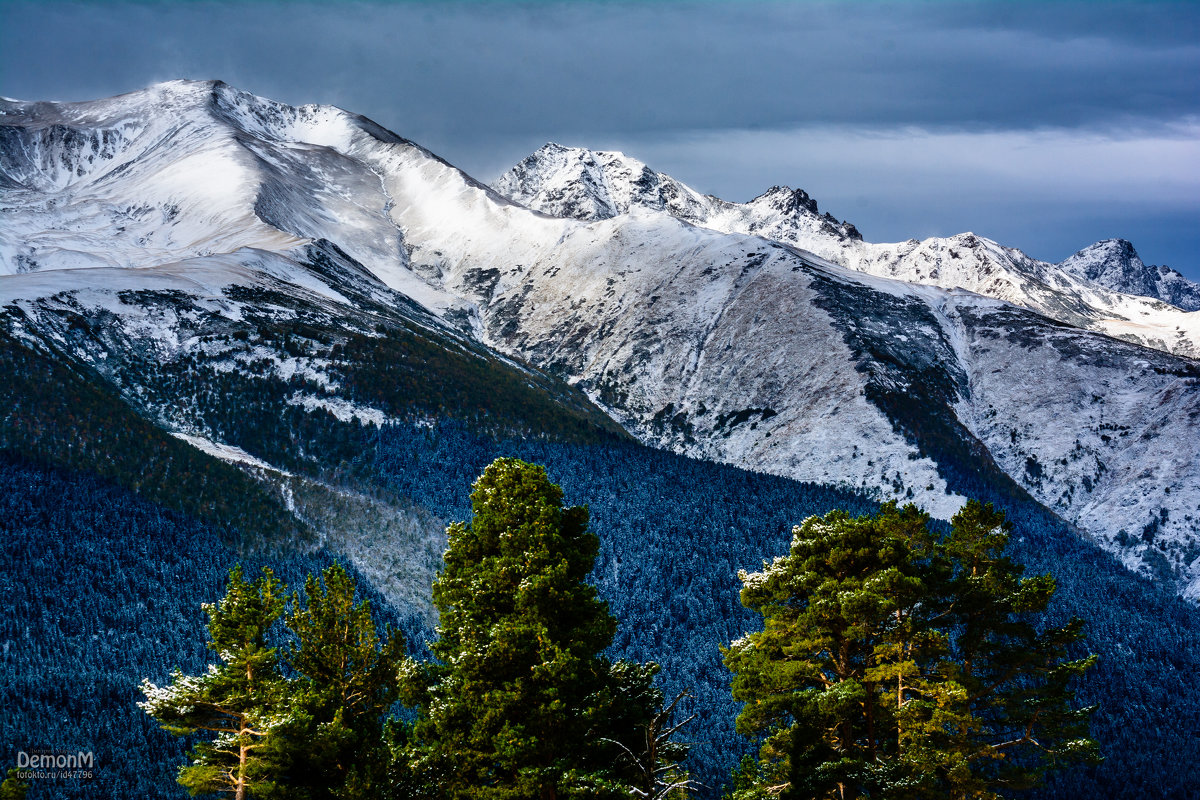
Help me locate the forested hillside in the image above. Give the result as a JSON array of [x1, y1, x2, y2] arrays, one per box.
[[366, 423, 1200, 797], [5, 417, 1200, 796], [0, 453, 411, 799]]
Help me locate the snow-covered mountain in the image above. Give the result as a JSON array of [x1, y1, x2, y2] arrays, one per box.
[[1060, 238, 1200, 312], [3, 82, 1200, 597], [496, 143, 1200, 358], [491, 142, 862, 240]]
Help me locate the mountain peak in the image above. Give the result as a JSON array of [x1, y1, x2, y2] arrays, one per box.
[[1079, 237, 1139, 262], [1060, 238, 1200, 311], [491, 146, 864, 244], [493, 143, 709, 222], [751, 185, 819, 216]]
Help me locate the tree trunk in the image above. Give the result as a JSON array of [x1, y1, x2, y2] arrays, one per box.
[[865, 680, 877, 761], [237, 661, 253, 800], [897, 608, 905, 751], [235, 738, 248, 800]]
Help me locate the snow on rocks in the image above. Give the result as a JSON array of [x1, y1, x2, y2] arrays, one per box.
[[5, 82, 1200, 595], [495, 144, 1200, 359]]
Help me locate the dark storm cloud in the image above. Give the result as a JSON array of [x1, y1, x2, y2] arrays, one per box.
[[1, 1, 1197, 276], [3, 1, 1196, 136]]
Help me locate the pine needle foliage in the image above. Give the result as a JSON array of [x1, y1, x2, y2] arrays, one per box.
[[267, 562, 405, 799], [404, 457, 667, 800], [723, 501, 1099, 800], [140, 563, 404, 800], [139, 566, 289, 800]]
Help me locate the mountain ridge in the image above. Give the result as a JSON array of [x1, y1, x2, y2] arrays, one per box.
[[3, 81, 1199, 597], [493, 142, 1200, 357], [5, 80, 1200, 799]]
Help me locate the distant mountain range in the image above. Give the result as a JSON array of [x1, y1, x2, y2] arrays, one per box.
[[497, 142, 1200, 351], [2, 80, 1198, 598]]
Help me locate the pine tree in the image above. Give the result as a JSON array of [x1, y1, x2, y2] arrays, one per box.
[[268, 562, 405, 799], [898, 501, 1100, 798], [722, 503, 930, 798], [274, 563, 405, 800], [723, 501, 1098, 799], [140, 566, 289, 800], [404, 458, 625, 800], [0, 767, 29, 800], [143, 563, 409, 799]]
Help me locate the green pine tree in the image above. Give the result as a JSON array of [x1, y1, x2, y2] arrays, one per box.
[[404, 458, 626, 800], [0, 767, 29, 800], [898, 501, 1100, 798], [140, 566, 289, 800], [268, 562, 405, 799], [722, 503, 930, 798], [723, 501, 1098, 800]]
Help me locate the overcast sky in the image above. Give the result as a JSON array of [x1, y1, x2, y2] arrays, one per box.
[[2, 0, 1197, 279]]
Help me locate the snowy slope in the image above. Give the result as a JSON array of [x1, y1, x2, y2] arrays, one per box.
[[0, 80, 453, 313], [4, 82, 1200, 596], [495, 144, 1200, 359], [370, 133, 1200, 593], [349, 138, 960, 517]]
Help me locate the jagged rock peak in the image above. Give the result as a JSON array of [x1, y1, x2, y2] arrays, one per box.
[[752, 185, 819, 215], [1060, 238, 1200, 311], [746, 185, 862, 241], [491, 142, 626, 220], [493, 144, 862, 240], [492, 142, 713, 222]]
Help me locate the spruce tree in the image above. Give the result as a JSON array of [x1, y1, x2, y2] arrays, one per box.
[[723, 501, 1098, 799], [140, 566, 289, 800], [405, 458, 624, 800]]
